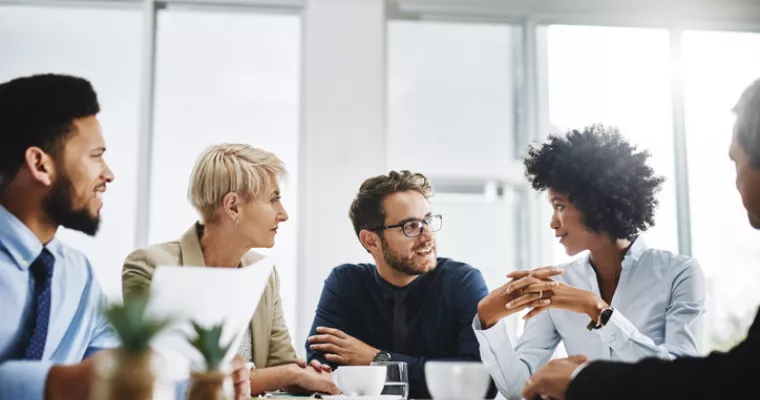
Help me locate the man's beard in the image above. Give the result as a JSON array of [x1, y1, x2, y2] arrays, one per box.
[[43, 172, 100, 236], [380, 236, 435, 276]]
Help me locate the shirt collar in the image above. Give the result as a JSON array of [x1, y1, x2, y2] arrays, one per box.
[[0, 204, 45, 271], [372, 266, 402, 299], [581, 236, 647, 272], [182, 222, 251, 268], [179, 222, 208, 266], [622, 236, 647, 268]]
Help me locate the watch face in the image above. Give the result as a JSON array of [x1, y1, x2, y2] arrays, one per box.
[[373, 351, 391, 363], [600, 308, 614, 325], [588, 308, 614, 330]]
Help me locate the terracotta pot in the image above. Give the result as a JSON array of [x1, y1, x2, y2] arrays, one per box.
[[187, 370, 227, 400], [93, 349, 156, 400]]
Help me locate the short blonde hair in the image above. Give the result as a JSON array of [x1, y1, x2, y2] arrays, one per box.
[[188, 143, 287, 222]]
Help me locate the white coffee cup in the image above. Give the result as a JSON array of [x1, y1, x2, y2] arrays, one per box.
[[332, 365, 387, 396], [424, 361, 490, 400]]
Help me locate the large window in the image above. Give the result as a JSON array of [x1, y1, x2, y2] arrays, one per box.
[[149, 8, 301, 332], [683, 30, 760, 351], [4, 0, 760, 360], [0, 5, 143, 301], [387, 20, 521, 299], [388, 20, 519, 179], [546, 25, 679, 264]]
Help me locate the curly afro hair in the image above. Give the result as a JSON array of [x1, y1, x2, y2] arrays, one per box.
[[524, 125, 665, 242]]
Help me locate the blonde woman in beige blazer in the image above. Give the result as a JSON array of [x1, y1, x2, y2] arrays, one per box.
[[122, 144, 339, 396]]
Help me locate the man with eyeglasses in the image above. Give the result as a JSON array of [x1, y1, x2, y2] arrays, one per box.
[[306, 170, 497, 399]]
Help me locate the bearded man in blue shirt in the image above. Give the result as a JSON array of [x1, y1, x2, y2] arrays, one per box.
[[0, 74, 250, 400]]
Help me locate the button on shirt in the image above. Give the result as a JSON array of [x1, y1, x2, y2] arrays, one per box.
[[473, 238, 706, 400], [0, 205, 119, 400]]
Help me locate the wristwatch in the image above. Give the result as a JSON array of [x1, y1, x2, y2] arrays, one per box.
[[586, 307, 614, 330], [372, 350, 391, 363]]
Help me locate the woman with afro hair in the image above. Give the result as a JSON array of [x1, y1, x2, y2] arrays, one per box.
[[473, 125, 706, 400]]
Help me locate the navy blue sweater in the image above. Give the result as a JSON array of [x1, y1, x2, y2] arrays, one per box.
[[306, 258, 496, 399]]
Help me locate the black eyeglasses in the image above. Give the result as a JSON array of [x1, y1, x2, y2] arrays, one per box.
[[370, 214, 443, 238]]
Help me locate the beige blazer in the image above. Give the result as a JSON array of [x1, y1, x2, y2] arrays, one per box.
[[121, 223, 297, 368]]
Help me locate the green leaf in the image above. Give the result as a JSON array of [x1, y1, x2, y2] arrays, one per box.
[[104, 292, 170, 355], [186, 320, 233, 371]]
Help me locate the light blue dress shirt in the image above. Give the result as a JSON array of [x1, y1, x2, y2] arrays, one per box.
[[473, 238, 706, 400], [0, 205, 119, 399]]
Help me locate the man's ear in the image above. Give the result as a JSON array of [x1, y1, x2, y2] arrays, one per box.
[[24, 147, 55, 187], [359, 229, 382, 253]]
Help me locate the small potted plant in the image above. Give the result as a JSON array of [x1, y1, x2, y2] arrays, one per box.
[[186, 321, 233, 400], [100, 292, 170, 400]]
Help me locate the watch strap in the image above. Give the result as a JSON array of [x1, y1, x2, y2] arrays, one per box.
[[587, 307, 614, 330]]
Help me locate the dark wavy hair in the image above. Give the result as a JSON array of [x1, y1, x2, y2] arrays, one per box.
[[0, 74, 100, 190], [349, 170, 433, 251], [524, 125, 665, 241]]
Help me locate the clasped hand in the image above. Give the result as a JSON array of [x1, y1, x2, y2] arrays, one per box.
[[478, 266, 609, 328]]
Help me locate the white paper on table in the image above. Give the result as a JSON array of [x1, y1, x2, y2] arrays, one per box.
[[144, 258, 273, 381]]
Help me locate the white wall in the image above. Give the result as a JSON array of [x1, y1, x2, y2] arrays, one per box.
[[296, 0, 387, 354]]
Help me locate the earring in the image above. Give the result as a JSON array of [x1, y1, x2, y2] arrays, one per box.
[[233, 215, 239, 227]]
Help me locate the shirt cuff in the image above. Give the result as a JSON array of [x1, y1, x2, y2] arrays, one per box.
[[570, 361, 590, 381], [472, 314, 485, 331], [594, 309, 636, 350], [0, 360, 55, 400], [472, 315, 513, 362], [472, 314, 507, 339]]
